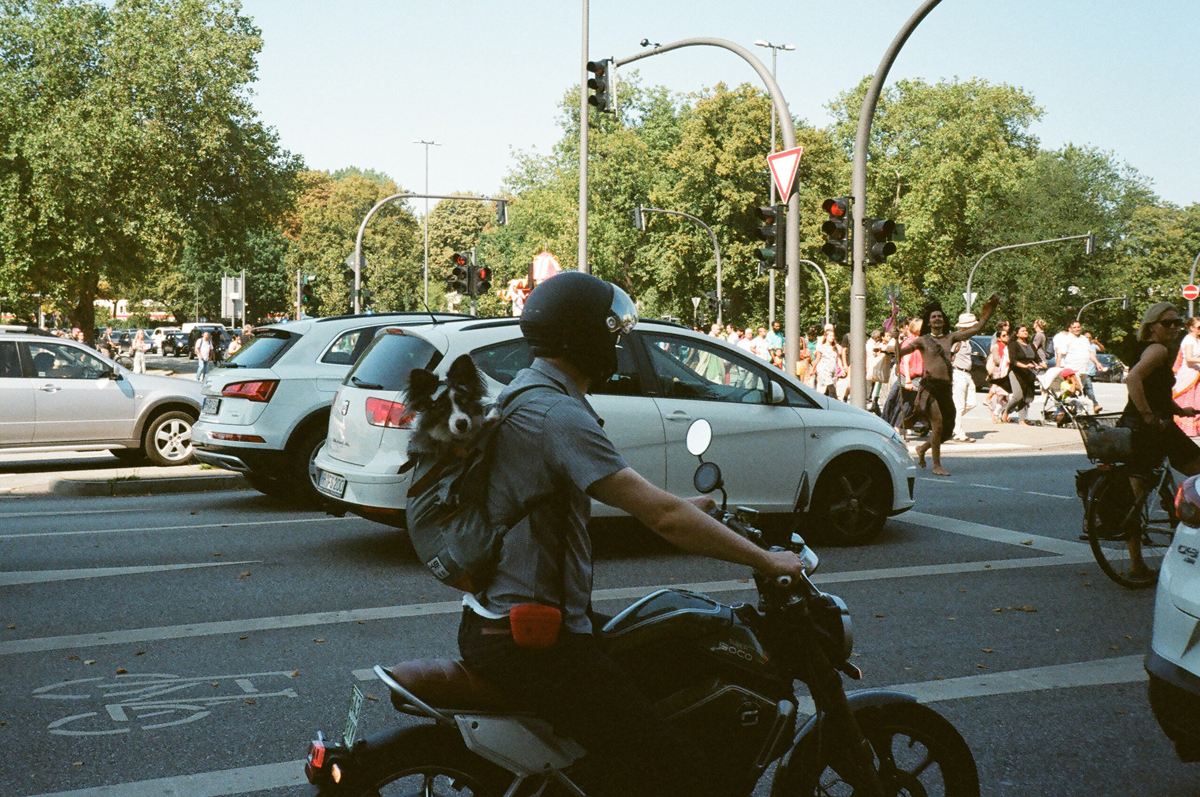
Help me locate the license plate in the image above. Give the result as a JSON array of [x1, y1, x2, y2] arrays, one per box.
[[318, 470, 346, 498], [343, 684, 364, 748], [201, 397, 221, 415]]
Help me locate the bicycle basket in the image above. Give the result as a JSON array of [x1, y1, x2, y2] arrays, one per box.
[[1076, 413, 1132, 463]]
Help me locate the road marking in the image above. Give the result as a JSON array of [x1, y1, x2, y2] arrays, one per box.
[[0, 560, 259, 587], [353, 668, 377, 681], [0, 515, 351, 540], [0, 507, 157, 520], [0, 552, 1095, 657], [967, 483, 1013, 491], [916, 479, 1075, 501], [27, 655, 1148, 797], [1025, 490, 1074, 500], [900, 511, 1089, 555]]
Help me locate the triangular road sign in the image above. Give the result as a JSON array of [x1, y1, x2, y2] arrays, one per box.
[[767, 146, 804, 201]]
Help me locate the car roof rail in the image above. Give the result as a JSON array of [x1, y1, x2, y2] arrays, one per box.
[[459, 318, 521, 332], [0, 324, 55, 337], [313, 311, 475, 324]]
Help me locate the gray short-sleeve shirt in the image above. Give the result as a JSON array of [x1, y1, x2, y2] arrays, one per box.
[[480, 359, 628, 633]]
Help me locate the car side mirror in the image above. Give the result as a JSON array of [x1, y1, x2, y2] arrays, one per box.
[[768, 381, 786, 405], [107, 368, 123, 381]]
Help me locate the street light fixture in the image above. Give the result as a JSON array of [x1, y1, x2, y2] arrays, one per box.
[[754, 39, 794, 326], [413, 139, 441, 307]]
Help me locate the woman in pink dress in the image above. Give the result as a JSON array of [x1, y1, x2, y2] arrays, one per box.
[[1174, 317, 1200, 437]]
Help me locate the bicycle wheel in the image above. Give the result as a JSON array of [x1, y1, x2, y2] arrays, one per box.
[[1084, 470, 1170, 589]]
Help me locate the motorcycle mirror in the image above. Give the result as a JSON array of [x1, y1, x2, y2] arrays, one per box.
[[686, 419, 712, 457], [693, 461, 723, 494]]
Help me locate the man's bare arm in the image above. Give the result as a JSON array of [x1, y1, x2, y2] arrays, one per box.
[[950, 294, 1000, 343], [588, 467, 806, 578]]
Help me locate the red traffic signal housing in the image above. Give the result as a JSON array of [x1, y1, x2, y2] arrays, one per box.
[[822, 197, 848, 218]]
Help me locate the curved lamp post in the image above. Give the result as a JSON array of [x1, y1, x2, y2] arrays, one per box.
[[799, 259, 830, 326], [963, 232, 1095, 311], [635, 206, 723, 325], [1076, 296, 1129, 324]]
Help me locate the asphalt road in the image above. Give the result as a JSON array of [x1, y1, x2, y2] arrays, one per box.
[[2, 393, 1195, 796]]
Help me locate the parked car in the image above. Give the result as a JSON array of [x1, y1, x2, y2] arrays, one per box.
[[0, 327, 202, 464], [314, 318, 917, 545], [191, 312, 471, 504], [152, 326, 182, 354], [161, 330, 190, 357], [1095, 353, 1127, 383]]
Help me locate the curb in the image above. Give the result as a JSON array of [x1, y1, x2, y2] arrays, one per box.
[[47, 472, 248, 498]]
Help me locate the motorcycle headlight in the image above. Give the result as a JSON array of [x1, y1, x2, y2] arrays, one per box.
[[811, 593, 853, 662]]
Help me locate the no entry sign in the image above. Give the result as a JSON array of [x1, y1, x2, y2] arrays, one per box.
[[1184, 284, 1200, 302]]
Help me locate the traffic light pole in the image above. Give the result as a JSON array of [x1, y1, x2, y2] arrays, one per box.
[[353, 192, 508, 314], [963, 233, 1094, 312], [614, 38, 799, 370], [1189, 250, 1200, 317], [850, 0, 944, 409], [637, 206, 723, 326]]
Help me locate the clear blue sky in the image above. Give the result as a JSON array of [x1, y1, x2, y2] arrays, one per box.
[[244, 0, 1199, 209]]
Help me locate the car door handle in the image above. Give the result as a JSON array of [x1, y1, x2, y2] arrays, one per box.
[[38, 385, 60, 393], [666, 411, 692, 422]]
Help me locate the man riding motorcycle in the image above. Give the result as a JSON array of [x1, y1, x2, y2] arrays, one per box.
[[456, 271, 808, 796]]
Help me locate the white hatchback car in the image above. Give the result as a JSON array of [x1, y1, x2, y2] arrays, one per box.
[[314, 318, 916, 544]]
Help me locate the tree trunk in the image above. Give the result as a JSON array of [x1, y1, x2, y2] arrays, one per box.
[[70, 275, 99, 343]]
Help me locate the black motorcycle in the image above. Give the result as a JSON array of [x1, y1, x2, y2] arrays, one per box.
[[304, 419, 979, 796]]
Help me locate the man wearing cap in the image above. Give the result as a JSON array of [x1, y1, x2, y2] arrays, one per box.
[[950, 313, 979, 442]]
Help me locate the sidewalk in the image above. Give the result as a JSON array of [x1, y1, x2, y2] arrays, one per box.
[[0, 454, 246, 499]]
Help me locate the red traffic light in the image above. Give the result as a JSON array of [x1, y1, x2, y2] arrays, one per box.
[[451, 252, 468, 267], [476, 267, 490, 280], [822, 197, 848, 218]]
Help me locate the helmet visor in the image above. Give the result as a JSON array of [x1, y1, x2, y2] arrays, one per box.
[[606, 285, 639, 336]]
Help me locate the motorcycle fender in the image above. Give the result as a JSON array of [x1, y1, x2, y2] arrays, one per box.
[[771, 689, 917, 796]]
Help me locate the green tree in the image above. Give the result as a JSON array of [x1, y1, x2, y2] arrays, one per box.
[[0, 0, 299, 339]]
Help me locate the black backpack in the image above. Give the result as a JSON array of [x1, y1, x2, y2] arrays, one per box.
[[402, 383, 558, 592]]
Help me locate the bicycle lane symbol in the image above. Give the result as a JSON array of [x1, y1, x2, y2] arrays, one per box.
[[34, 670, 300, 736]]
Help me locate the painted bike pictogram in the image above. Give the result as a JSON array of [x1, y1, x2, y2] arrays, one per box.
[[35, 670, 299, 736]]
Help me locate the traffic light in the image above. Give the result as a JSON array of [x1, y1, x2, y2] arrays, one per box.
[[360, 289, 374, 311], [1085, 231, 1096, 255], [706, 290, 719, 318], [864, 217, 898, 264], [755, 204, 784, 272], [631, 205, 645, 232], [821, 197, 850, 263], [495, 200, 508, 226], [586, 59, 612, 113], [448, 252, 469, 294], [470, 265, 492, 297]]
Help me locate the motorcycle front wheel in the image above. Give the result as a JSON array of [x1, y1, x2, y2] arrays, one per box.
[[783, 702, 980, 797], [330, 725, 514, 797]]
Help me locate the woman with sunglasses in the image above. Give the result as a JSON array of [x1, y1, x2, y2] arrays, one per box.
[[1121, 303, 1200, 580]]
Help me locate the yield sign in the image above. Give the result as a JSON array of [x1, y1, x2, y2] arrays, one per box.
[[767, 146, 804, 200]]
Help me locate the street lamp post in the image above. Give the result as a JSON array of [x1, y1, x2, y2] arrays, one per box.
[[799, 259, 831, 326], [963, 232, 1095, 311], [754, 39, 794, 327], [636, 206, 723, 325], [413, 139, 441, 307], [1076, 296, 1129, 324]]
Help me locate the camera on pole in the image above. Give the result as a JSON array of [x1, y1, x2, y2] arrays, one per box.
[[821, 197, 850, 263], [586, 59, 612, 113]]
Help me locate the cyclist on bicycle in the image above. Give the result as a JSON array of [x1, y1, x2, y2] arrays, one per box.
[[1122, 302, 1200, 579]]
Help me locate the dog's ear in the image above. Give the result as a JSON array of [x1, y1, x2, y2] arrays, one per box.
[[405, 368, 440, 408], [446, 354, 484, 395]]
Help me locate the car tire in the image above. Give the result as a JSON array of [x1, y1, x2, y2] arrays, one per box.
[[807, 454, 891, 546], [243, 470, 294, 499], [143, 411, 196, 466], [286, 425, 329, 508]]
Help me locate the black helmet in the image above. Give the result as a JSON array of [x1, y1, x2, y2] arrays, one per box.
[[520, 271, 638, 385]]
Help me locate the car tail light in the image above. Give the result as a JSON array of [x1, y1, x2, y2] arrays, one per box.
[[221, 380, 279, 402], [365, 397, 414, 428], [1176, 477, 1200, 529]]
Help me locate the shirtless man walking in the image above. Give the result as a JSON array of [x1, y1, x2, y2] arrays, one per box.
[[898, 294, 1000, 475]]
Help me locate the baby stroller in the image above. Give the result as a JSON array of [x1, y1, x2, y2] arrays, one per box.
[[1041, 367, 1093, 426]]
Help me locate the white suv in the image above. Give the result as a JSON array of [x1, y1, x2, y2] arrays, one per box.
[[314, 317, 916, 544], [190, 312, 468, 505]]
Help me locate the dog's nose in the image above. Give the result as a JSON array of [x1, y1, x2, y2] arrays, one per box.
[[454, 417, 470, 432]]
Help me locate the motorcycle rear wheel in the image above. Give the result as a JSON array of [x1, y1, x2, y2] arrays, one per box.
[[333, 725, 514, 797], [785, 702, 980, 797]]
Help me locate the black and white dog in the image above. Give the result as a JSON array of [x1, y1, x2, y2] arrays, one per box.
[[405, 354, 492, 457]]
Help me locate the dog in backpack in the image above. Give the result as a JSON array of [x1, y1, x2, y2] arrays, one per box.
[[405, 354, 493, 457]]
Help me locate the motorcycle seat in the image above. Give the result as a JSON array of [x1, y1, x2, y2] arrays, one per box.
[[387, 658, 515, 713]]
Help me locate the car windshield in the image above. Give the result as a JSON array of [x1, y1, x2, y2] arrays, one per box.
[[346, 330, 440, 392], [225, 329, 296, 368]]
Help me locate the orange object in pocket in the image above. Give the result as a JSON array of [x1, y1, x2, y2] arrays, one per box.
[[508, 603, 562, 649]]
